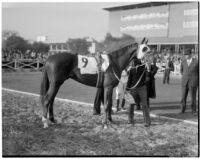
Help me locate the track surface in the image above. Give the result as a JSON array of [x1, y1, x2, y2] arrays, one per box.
[[2, 72, 198, 122], [2, 90, 198, 156]]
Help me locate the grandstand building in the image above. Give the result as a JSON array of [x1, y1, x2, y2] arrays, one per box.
[[49, 43, 70, 53], [104, 2, 198, 54]]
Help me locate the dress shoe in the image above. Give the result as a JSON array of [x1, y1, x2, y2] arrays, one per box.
[[144, 123, 150, 127], [136, 105, 141, 110], [128, 120, 134, 125], [121, 107, 126, 111]]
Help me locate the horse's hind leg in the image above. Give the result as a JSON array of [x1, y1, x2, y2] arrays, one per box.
[[42, 82, 61, 128], [49, 84, 61, 123]]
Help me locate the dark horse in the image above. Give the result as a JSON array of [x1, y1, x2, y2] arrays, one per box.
[[40, 37, 151, 128]]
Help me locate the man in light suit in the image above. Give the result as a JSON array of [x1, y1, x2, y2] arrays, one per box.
[[180, 49, 198, 115]]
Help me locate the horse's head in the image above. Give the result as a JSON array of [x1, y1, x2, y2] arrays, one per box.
[[136, 37, 151, 60]]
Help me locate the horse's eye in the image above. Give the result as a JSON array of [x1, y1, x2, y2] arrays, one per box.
[[142, 47, 148, 52]]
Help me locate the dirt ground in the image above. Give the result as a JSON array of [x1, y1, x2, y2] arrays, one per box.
[[2, 90, 198, 157]]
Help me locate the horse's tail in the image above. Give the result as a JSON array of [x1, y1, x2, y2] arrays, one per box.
[[40, 66, 49, 106]]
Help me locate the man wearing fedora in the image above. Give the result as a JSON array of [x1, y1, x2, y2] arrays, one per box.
[[180, 49, 198, 115]]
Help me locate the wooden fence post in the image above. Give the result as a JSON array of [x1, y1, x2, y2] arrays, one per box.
[[37, 59, 39, 70], [14, 59, 17, 70]]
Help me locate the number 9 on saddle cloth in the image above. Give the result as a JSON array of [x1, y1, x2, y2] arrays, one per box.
[[78, 54, 110, 87]]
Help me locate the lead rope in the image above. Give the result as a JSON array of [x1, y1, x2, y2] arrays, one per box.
[[112, 63, 147, 89], [126, 65, 146, 90]]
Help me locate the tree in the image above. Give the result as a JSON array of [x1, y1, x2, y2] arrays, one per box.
[[2, 30, 18, 40], [66, 38, 90, 55], [2, 30, 19, 52], [31, 42, 49, 53], [4, 34, 30, 53]]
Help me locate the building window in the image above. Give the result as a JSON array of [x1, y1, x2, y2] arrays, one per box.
[[120, 23, 168, 32], [121, 11, 169, 21], [183, 21, 198, 28], [184, 9, 198, 16]]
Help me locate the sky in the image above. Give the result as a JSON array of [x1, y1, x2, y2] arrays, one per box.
[[2, 2, 135, 43]]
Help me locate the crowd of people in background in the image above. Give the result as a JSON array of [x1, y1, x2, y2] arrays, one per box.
[[2, 50, 49, 61], [2, 48, 198, 77]]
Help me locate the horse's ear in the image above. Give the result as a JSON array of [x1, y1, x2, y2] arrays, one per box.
[[145, 38, 148, 44], [141, 37, 146, 44]]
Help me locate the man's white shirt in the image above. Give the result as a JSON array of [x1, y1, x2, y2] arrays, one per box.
[[187, 58, 192, 66]]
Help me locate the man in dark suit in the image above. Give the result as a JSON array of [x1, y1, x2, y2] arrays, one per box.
[[135, 57, 158, 110], [180, 49, 198, 115], [163, 57, 174, 84], [146, 57, 158, 109], [126, 58, 151, 127]]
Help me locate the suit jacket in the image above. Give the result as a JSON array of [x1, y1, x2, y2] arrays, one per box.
[[165, 60, 174, 71], [180, 58, 198, 87], [126, 59, 147, 89], [146, 64, 158, 98]]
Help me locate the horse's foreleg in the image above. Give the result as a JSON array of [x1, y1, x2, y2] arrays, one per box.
[[107, 90, 113, 122], [103, 87, 113, 129]]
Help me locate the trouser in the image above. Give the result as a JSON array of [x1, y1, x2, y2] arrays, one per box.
[[134, 94, 141, 110], [128, 104, 135, 123], [181, 82, 197, 113], [129, 86, 151, 126], [116, 83, 126, 110], [93, 87, 104, 114], [163, 68, 171, 84]]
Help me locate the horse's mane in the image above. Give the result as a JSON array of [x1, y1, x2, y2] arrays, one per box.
[[108, 42, 138, 59]]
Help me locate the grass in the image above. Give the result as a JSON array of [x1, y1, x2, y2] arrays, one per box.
[[2, 90, 198, 156]]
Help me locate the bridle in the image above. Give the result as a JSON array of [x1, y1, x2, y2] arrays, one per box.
[[112, 50, 153, 89], [112, 43, 151, 83]]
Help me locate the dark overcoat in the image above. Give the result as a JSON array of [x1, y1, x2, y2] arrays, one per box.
[[146, 64, 158, 98]]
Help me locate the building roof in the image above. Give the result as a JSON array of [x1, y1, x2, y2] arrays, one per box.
[[103, 2, 190, 11]]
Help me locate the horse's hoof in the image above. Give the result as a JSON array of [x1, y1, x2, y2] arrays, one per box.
[[103, 124, 108, 129], [93, 112, 101, 115], [42, 116, 49, 128], [108, 119, 113, 123], [43, 123, 48, 128], [49, 118, 57, 124]]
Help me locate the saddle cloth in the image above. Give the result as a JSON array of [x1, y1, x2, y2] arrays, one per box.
[[78, 54, 109, 74]]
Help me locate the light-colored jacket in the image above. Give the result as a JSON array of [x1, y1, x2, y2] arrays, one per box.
[[180, 58, 198, 87], [116, 70, 128, 99]]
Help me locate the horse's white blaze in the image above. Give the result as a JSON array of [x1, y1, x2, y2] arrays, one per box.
[[137, 44, 151, 59]]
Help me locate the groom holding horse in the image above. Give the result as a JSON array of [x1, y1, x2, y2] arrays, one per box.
[[126, 57, 152, 127]]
